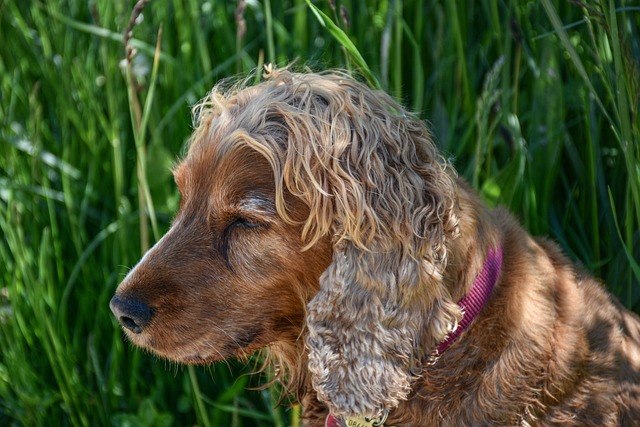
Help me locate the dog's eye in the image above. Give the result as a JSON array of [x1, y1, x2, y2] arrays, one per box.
[[227, 217, 259, 231], [220, 217, 261, 264]]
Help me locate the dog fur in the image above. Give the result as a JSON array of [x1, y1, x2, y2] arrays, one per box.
[[110, 69, 640, 426]]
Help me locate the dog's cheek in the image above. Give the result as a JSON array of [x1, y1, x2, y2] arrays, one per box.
[[224, 228, 326, 316], [227, 229, 297, 278]]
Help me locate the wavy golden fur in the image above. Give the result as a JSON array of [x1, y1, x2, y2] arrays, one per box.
[[111, 69, 640, 426]]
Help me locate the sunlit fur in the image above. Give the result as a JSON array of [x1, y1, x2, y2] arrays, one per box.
[[113, 69, 640, 426]]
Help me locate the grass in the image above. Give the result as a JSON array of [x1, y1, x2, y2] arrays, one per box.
[[1, 0, 638, 425]]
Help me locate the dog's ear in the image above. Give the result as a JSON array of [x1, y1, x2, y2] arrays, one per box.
[[274, 74, 461, 419], [307, 241, 460, 419]]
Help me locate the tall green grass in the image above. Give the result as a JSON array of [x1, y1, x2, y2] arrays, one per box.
[[1, 1, 638, 425]]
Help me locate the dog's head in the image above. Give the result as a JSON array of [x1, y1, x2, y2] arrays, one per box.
[[110, 69, 460, 419]]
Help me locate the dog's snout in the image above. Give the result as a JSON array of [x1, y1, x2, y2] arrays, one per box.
[[109, 295, 152, 334]]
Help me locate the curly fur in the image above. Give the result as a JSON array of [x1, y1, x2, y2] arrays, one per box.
[[111, 68, 640, 426]]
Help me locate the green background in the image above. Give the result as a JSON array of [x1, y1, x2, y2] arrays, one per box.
[[1, 1, 639, 425]]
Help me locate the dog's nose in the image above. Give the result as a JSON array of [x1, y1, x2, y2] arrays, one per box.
[[109, 295, 152, 334]]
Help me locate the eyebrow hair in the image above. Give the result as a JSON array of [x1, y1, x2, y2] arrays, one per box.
[[237, 195, 276, 216]]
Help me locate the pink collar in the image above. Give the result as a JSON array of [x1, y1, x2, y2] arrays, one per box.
[[436, 245, 503, 354]]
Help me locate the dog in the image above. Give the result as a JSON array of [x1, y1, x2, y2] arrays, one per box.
[[110, 68, 640, 426]]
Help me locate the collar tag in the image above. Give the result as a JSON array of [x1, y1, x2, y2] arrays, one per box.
[[326, 415, 379, 427]]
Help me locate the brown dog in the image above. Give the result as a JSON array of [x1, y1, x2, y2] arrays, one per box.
[[110, 69, 640, 426]]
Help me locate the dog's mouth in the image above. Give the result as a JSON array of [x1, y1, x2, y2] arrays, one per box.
[[223, 327, 262, 353], [168, 331, 264, 365], [120, 320, 265, 364]]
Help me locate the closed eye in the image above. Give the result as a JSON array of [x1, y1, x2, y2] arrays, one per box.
[[227, 217, 260, 230], [220, 217, 262, 266]]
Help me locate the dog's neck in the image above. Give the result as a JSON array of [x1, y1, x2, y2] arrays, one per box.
[[436, 245, 503, 354]]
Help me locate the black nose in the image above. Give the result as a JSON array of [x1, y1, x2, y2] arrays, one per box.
[[109, 295, 152, 334]]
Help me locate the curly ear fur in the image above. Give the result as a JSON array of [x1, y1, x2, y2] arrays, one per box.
[[195, 69, 461, 418]]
